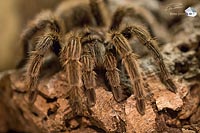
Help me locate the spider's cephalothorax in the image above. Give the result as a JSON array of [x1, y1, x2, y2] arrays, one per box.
[[18, 0, 177, 118]]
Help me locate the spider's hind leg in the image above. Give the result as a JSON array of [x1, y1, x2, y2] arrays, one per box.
[[110, 6, 154, 32], [109, 5, 170, 42], [89, 0, 108, 26]]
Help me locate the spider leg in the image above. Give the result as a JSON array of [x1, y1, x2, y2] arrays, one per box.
[[89, 0, 108, 26], [80, 27, 106, 107], [61, 33, 88, 117], [80, 52, 96, 107], [121, 25, 177, 92], [17, 10, 63, 68], [110, 32, 145, 115], [110, 6, 130, 31], [104, 52, 127, 102], [110, 5, 162, 39], [27, 31, 61, 104], [119, 65, 132, 95]]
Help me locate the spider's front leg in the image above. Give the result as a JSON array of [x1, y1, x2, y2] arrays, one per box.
[[61, 33, 88, 118], [110, 32, 145, 115], [121, 26, 177, 92], [27, 31, 61, 104], [18, 10, 62, 68], [80, 50, 96, 107], [104, 51, 127, 102]]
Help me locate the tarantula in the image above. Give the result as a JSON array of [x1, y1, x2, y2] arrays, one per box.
[[18, 0, 176, 118]]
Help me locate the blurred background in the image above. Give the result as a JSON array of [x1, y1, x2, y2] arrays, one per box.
[[0, 0, 63, 71]]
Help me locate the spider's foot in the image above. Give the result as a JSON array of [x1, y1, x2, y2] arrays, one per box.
[[86, 89, 96, 107], [112, 86, 128, 102], [136, 98, 145, 115], [28, 90, 38, 105], [64, 111, 75, 122], [165, 79, 177, 93]]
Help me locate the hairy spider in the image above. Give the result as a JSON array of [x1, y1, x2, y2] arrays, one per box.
[[18, 0, 177, 117]]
